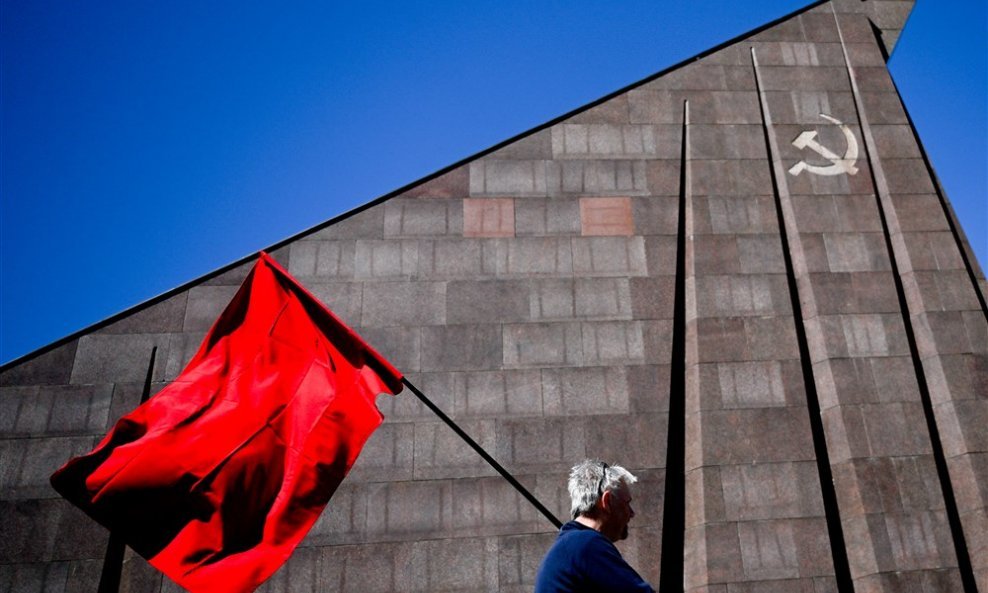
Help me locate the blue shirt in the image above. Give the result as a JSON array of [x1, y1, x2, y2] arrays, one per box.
[[534, 521, 655, 593]]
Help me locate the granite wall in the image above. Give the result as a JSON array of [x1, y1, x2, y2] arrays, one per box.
[[2, 0, 986, 591]]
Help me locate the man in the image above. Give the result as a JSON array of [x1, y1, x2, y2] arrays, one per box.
[[534, 459, 655, 593]]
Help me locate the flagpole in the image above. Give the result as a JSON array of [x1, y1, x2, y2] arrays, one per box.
[[400, 377, 563, 529], [97, 347, 157, 593]]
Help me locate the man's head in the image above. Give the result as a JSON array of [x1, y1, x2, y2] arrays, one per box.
[[568, 459, 637, 542]]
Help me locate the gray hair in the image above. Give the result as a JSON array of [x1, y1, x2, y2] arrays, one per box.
[[568, 459, 638, 519]]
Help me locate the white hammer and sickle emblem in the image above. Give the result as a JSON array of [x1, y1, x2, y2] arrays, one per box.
[[788, 113, 859, 176]]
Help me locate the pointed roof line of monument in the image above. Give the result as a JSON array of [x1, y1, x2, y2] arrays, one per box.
[[2, 0, 917, 371]]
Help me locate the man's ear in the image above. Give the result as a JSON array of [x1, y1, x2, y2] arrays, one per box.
[[599, 489, 613, 512]]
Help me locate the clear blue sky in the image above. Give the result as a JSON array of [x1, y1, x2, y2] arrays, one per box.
[[2, 0, 985, 364]]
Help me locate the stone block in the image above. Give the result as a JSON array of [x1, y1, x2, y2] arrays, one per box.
[[418, 238, 500, 278], [495, 417, 587, 471], [421, 324, 501, 371], [629, 276, 676, 319], [906, 269, 983, 313], [463, 198, 515, 238], [737, 235, 787, 274], [695, 360, 795, 410], [749, 41, 844, 67], [354, 239, 419, 279], [0, 340, 78, 387], [0, 436, 96, 500], [853, 67, 895, 93], [737, 520, 801, 580], [573, 278, 632, 319], [514, 198, 581, 236], [401, 167, 469, 198], [817, 313, 909, 358], [700, 407, 816, 465], [558, 160, 649, 195], [469, 159, 552, 197], [355, 325, 420, 372], [690, 125, 766, 160], [488, 129, 553, 160], [498, 533, 560, 591], [763, 90, 856, 126], [23, 384, 112, 436], [580, 321, 645, 365], [566, 93, 632, 125], [881, 158, 935, 195], [692, 235, 740, 275], [97, 293, 188, 335], [288, 240, 357, 278], [584, 412, 667, 469], [551, 124, 669, 159], [900, 230, 967, 273], [359, 281, 445, 327], [875, 510, 957, 573], [784, 158, 875, 196], [756, 66, 849, 92], [822, 233, 891, 272], [451, 476, 546, 535], [720, 461, 825, 522], [748, 316, 801, 361], [503, 237, 574, 276], [629, 89, 761, 125], [383, 198, 461, 237], [693, 196, 777, 236], [527, 279, 576, 320], [645, 159, 681, 196], [645, 235, 678, 276], [627, 364, 671, 413], [542, 366, 629, 416], [860, 91, 908, 125], [870, 125, 921, 159], [572, 236, 648, 277], [888, 194, 949, 233], [345, 421, 415, 483], [182, 285, 238, 331], [502, 322, 583, 368], [632, 196, 679, 235], [70, 333, 167, 384], [446, 279, 530, 324], [808, 271, 900, 314], [694, 274, 790, 318], [798, 233, 835, 273], [161, 331, 205, 380], [642, 319, 675, 364], [306, 281, 363, 326], [690, 522, 744, 585], [922, 311, 985, 355], [694, 317, 747, 363], [305, 207, 385, 242], [451, 369, 545, 419], [413, 419, 497, 480], [749, 14, 805, 42], [691, 160, 772, 197], [579, 197, 634, 236]]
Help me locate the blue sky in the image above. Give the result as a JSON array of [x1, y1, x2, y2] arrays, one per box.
[[1, 0, 985, 364]]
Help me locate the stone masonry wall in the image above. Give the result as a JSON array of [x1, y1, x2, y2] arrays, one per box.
[[2, 1, 985, 592]]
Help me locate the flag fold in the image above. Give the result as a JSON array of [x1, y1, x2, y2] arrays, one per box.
[[51, 252, 402, 593]]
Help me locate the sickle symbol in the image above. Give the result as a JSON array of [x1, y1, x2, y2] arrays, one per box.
[[788, 113, 859, 176]]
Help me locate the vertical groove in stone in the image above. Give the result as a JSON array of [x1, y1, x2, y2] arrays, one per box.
[[751, 47, 854, 593], [103, 347, 157, 593], [659, 100, 689, 593], [834, 10, 980, 592], [871, 23, 988, 320]]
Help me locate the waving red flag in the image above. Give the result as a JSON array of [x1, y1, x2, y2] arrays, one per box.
[[51, 252, 402, 593]]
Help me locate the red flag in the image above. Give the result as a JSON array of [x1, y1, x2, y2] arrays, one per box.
[[51, 252, 403, 593]]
